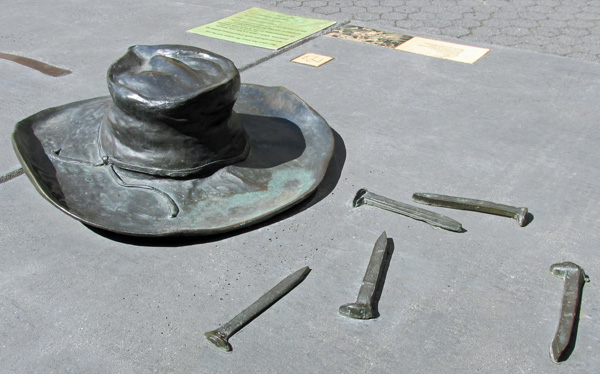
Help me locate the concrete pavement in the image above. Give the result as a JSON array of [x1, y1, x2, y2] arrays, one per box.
[[1, 1, 599, 373]]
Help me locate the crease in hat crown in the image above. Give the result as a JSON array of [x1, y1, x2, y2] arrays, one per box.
[[99, 45, 250, 178]]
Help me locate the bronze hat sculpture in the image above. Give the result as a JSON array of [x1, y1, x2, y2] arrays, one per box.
[[12, 45, 334, 236]]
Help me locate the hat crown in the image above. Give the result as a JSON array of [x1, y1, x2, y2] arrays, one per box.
[[100, 45, 249, 178]]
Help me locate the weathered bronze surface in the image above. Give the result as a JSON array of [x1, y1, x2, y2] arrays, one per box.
[[12, 45, 334, 236], [549, 261, 589, 363], [339, 232, 389, 319], [412, 193, 529, 226], [204, 266, 311, 352], [354, 189, 463, 232]]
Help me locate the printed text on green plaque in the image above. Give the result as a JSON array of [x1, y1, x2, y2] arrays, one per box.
[[188, 8, 336, 49]]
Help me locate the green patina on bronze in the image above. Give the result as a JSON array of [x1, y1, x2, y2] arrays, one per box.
[[12, 45, 334, 237]]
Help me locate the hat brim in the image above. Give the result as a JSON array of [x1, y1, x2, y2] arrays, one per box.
[[12, 84, 334, 237]]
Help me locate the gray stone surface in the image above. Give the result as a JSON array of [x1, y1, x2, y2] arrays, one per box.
[[2, 1, 600, 373], [256, 0, 600, 63]]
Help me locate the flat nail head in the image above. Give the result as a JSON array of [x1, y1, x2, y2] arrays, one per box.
[[204, 330, 232, 352], [339, 303, 374, 319], [516, 207, 528, 227], [353, 188, 368, 207], [550, 261, 589, 281]]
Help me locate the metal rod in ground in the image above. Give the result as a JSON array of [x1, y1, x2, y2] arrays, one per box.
[[412, 192, 528, 226], [204, 266, 311, 352], [353, 188, 462, 232], [339, 231, 389, 319], [549, 261, 589, 363]]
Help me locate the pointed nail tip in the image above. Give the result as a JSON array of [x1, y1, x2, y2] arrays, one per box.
[[442, 223, 463, 233], [293, 266, 312, 282]]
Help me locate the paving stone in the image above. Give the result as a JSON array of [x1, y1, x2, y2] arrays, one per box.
[[512, 42, 548, 52], [579, 33, 600, 46], [353, 12, 381, 21], [303, 0, 328, 7], [381, 12, 409, 21], [538, 18, 569, 28], [508, 18, 543, 28], [560, 28, 591, 37], [380, 0, 408, 6], [575, 12, 600, 20], [543, 43, 574, 54], [567, 19, 598, 29], [484, 18, 520, 28], [469, 26, 503, 37], [353, 0, 380, 6], [526, 5, 555, 13], [519, 34, 555, 46], [531, 26, 563, 37], [279, 0, 302, 8], [391, 5, 421, 14], [553, 5, 584, 15], [518, 11, 549, 21], [435, 11, 465, 22], [414, 26, 443, 35], [451, 18, 484, 29], [367, 6, 393, 14], [374, 18, 397, 28], [536, 0, 562, 6], [440, 26, 472, 38], [395, 19, 427, 29], [490, 11, 521, 21], [567, 51, 597, 59], [488, 34, 523, 46], [409, 12, 443, 21], [462, 11, 493, 22], [572, 40, 600, 53], [313, 5, 342, 14], [424, 18, 454, 29], [582, 6, 600, 14], [552, 33, 591, 44]]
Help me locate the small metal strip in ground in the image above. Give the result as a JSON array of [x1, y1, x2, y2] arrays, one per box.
[[0, 52, 72, 77]]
